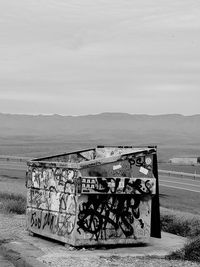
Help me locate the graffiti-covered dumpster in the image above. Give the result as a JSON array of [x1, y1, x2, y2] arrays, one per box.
[[26, 145, 161, 246]]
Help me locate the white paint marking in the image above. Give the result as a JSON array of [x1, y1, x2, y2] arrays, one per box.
[[159, 175, 200, 183], [159, 179, 200, 188]]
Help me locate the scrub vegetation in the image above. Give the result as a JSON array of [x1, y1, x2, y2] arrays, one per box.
[[167, 237, 200, 263], [0, 192, 26, 214], [161, 208, 200, 263], [160, 208, 200, 238]]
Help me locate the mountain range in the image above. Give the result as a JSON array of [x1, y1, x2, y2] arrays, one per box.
[[0, 112, 200, 161]]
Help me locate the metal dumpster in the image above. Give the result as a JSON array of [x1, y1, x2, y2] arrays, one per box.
[[26, 145, 161, 246]]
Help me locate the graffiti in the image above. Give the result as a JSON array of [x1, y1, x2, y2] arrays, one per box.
[[81, 177, 155, 195], [28, 188, 77, 211], [125, 155, 153, 171], [31, 210, 42, 229], [81, 154, 154, 181], [28, 195, 77, 236], [27, 166, 78, 239], [77, 195, 151, 241], [111, 154, 153, 172], [28, 189, 48, 209], [26, 147, 157, 244], [28, 167, 77, 193]]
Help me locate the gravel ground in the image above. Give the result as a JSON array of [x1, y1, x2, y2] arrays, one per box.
[[0, 213, 26, 241], [40, 254, 200, 267], [0, 212, 200, 267]]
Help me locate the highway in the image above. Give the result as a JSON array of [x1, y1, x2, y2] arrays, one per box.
[[0, 159, 200, 194], [0, 162, 27, 170], [0, 161, 27, 179], [159, 175, 200, 193]]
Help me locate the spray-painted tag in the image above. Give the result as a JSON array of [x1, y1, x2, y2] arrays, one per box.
[[113, 164, 122, 170], [139, 166, 149, 175]]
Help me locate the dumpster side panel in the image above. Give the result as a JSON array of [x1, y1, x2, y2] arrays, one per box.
[[26, 207, 77, 244], [74, 194, 152, 246], [26, 164, 80, 245], [75, 151, 159, 245]]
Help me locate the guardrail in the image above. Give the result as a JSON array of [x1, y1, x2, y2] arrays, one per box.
[[159, 169, 200, 179], [0, 156, 200, 179], [0, 156, 30, 163]]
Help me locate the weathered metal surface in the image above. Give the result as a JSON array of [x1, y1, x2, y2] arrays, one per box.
[[26, 146, 160, 246], [26, 195, 152, 246]]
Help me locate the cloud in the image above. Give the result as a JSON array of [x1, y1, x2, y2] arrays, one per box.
[[0, 0, 200, 115]]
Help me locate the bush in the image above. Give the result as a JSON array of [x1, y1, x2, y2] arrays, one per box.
[[0, 192, 26, 214], [167, 236, 200, 262], [161, 212, 200, 238], [184, 237, 200, 262], [161, 208, 200, 263]]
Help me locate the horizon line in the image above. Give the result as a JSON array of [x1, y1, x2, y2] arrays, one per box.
[[0, 111, 199, 117]]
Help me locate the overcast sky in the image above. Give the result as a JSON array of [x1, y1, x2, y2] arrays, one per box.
[[0, 0, 199, 115]]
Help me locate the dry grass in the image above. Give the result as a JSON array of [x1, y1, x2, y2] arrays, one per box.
[[0, 174, 26, 214], [167, 237, 200, 263], [161, 208, 200, 263], [0, 176, 26, 196], [0, 192, 26, 214], [160, 208, 200, 238]]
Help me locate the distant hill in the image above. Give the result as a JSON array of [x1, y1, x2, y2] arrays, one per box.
[[0, 112, 200, 161]]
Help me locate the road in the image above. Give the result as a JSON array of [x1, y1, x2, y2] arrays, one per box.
[[0, 162, 27, 170], [159, 175, 200, 193], [0, 159, 200, 194], [0, 161, 27, 180]]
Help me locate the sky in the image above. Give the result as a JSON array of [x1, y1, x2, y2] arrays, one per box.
[[0, 0, 200, 115]]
